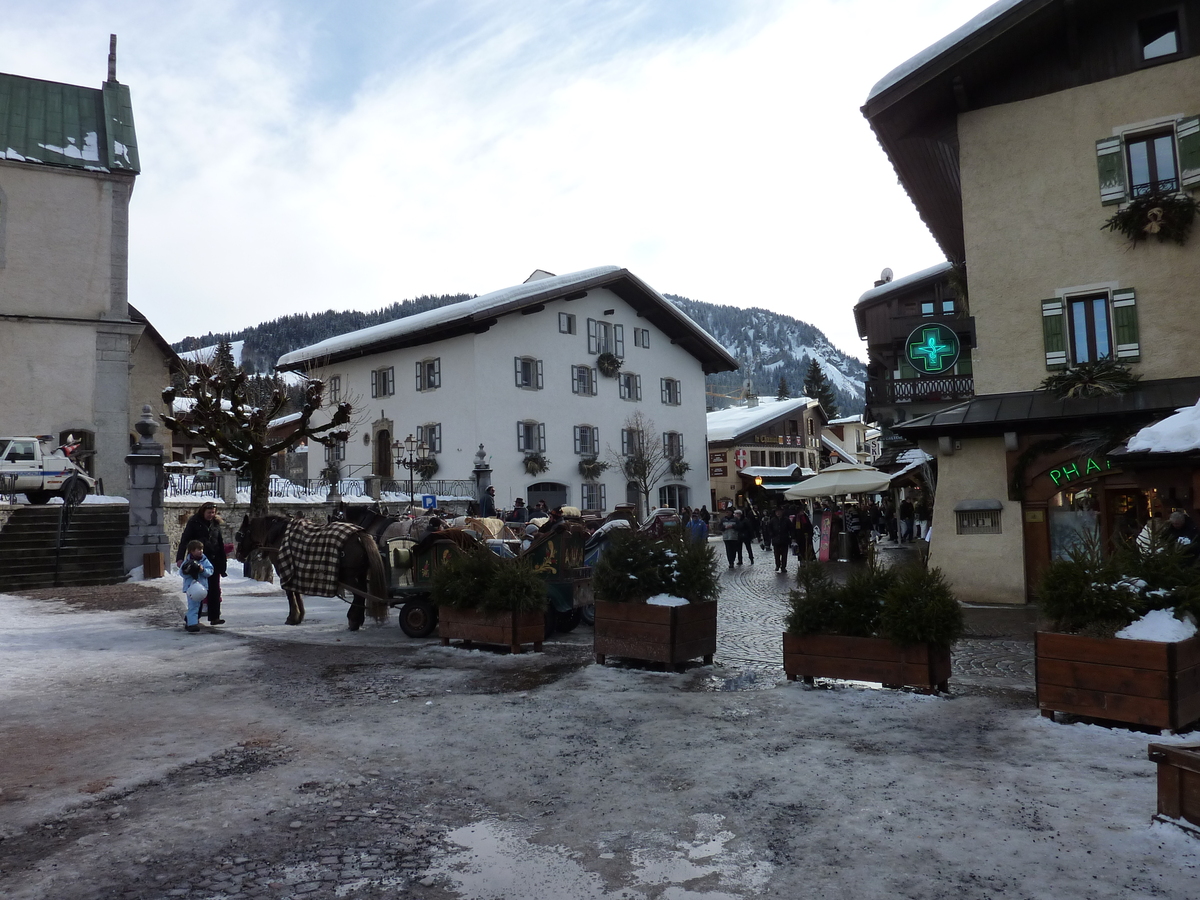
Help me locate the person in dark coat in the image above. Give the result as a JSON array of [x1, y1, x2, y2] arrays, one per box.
[[764, 507, 791, 572], [736, 508, 756, 564], [479, 485, 496, 517], [1167, 511, 1200, 563], [176, 501, 228, 625], [506, 498, 529, 524]]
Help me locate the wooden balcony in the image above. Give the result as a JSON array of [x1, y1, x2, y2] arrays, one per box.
[[866, 375, 975, 406]]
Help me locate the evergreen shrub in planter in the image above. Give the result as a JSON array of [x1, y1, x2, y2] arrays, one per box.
[[592, 528, 720, 667], [782, 561, 962, 692], [1036, 534, 1200, 730], [432, 548, 548, 653]]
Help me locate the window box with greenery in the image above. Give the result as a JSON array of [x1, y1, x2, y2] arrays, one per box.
[[591, 529, 720, 668], [1035, 535, 1200, 731], [432, 548, 548, 653], [523, 452, 550, 476], [782, 562, 962, 693], [579, 456, 609, 481]]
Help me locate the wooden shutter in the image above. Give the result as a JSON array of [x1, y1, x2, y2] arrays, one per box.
[[590, 427, 598, 454], [571, 365, 579, 394], [517, 422, 526, 452], [614, 325, 625, 357], [1112, 289, 1140, 361], [590, 367, 598, 395], [587, 318, 598, 354], [660, 378, 668, 404], [573, 426, 582, 454], [1178, 116, 1200, 188], [635, 374, 642, 401], [1042, 299, 1068, 369], [432, 358, 440, 387], [1096, 136, 1127, 205], [415, 361, 423, 391], [537, 422, 546, 452], [514, 357, 522, 387], [371, 369, 379, 398], [386, 367, 394, 395], [536, 359, 543, 390]]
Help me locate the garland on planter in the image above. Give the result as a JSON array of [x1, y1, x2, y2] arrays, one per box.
[[523, 452, 550, 476], [668, 457, 690, 478], [596, 352, 621, 378], [1039, 357, 1141, 399], [1102, 192, 1198, 246], [579, 457, 610, 481], [415, 457, 440, 480]]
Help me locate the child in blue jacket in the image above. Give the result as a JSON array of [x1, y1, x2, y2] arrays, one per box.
[[179, 539, 214, 633]]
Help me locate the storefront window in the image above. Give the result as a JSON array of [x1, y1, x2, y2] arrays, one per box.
[[1049, 489, 1099, 559]]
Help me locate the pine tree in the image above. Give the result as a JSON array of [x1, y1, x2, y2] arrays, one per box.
[[803, 359, 839, 419], [212, 338, 237, 380], [776, 376, 790, 401]]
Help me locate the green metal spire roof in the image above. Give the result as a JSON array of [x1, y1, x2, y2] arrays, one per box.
[[0, 72, 140, 174]]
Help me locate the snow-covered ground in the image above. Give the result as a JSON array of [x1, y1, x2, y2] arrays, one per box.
[[1, 572, 1198, 899]]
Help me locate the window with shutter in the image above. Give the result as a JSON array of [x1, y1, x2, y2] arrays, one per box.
[[415, 360, 423, 391], [537, 422, 546, 452], [1178, 116, 1200, 188], [587, 318, 598, 354], [536, 359, 543, 390], [1041, 299, 1068, 369], [573, 426, 582, 454], [371, 369, 379, 398], [614, 325, 625, 358], [1112, 289, 1140, 361], [517, 421, 526, 452], [1096, 137, 1128, 205]]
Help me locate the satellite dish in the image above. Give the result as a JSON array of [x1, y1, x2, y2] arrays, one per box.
[[880, 268, 894, 283]]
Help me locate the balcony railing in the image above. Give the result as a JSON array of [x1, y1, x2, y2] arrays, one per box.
[[866, 375, 975, 406]]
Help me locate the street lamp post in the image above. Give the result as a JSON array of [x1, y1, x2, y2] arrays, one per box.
[[392, 434, 430, 514]]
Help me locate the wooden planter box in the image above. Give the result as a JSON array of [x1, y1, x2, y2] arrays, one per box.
[[782, 633, 951, 693], [1036, 632, 1200, 731], [593, 599, 716, 667], [438, 606, 544, 654], [1148, 741, 1200, 835]]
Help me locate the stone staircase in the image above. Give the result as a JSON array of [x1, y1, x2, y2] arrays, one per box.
[[0, 505, 128, 591]]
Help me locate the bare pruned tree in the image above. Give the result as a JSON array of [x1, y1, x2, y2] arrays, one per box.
[[607, 409, 673, 519], [161, 365, 352, 517]]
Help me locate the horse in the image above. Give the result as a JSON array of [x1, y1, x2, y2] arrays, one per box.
[[235, 514, 389, 629]]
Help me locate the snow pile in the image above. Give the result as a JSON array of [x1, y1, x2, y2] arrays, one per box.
[[1115, 609, 1198, 642], [646, 594, 689, 607], [1126, 398, 1200, 454]]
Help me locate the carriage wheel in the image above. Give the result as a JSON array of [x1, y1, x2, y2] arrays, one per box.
[[580, 604, 595, 626], [398, 599, 437, 638]]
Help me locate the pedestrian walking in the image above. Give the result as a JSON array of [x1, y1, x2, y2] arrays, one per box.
[[764, 507, 791, 572], [684, 509, 709, 543], [736, 508, 756, 564], [178, 539, 214, 633], [719, 509, 741, 567]]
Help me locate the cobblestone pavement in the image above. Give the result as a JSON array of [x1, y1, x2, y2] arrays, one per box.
[[710, 542, 1036, 696]]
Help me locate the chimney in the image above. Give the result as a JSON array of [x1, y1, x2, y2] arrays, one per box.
[[107, 34, 117, 83]]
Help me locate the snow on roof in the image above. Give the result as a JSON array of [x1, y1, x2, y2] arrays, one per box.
[[827, 414, 866, 426], [740, 465, 803, 478], [856, 262, 954, 306], [866, 0, 1026, 102], [889, 448, 934, 480], [268, 411, 303, 430], [1126, 399, 1200, 454], [706, 397, 816, 442], [821, 433, 857, 463], [278, 267, 621, 368]]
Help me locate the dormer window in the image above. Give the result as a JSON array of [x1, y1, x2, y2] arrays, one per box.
[[1139, 10, 1182, 62]]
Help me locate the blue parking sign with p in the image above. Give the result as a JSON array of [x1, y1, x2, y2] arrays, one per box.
[[421, 494, 437, 509]]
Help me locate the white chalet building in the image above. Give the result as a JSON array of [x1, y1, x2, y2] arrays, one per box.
[[276, 267, 738, 514]]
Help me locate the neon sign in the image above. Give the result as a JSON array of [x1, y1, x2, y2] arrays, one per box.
[[1047, 457, 1113, 486], [905, 323, 961, 374]]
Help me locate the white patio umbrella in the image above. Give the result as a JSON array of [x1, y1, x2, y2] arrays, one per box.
[[782, 462, 892, 499]]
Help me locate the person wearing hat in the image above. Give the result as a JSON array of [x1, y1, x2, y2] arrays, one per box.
[[506, 497, 529, 524], [480, 485, 496, 518], [684, 509, 708, 544], [175, 501, 228, 625]]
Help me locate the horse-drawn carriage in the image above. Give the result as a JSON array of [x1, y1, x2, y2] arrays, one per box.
[[236, 506, 595, 639]]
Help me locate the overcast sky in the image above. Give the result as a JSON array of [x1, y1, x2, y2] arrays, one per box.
[[1, 0, 998, 358]]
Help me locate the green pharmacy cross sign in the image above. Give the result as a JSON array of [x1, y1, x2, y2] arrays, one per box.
[[905, 323, 961, 375]]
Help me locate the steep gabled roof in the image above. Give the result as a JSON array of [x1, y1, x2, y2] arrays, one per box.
[[0, 72, 140, 174], [706, 397, 822, 443], [276, 266, 740, 375]]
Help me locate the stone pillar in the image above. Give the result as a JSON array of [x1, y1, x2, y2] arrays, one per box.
[[364, 474, 381, 501], [215, 472, 237, 506], [472, 443, 492, 513], [124, 405, 171, 574]]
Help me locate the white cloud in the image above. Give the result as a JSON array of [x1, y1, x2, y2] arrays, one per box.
[[0, 1, 997, 357]]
